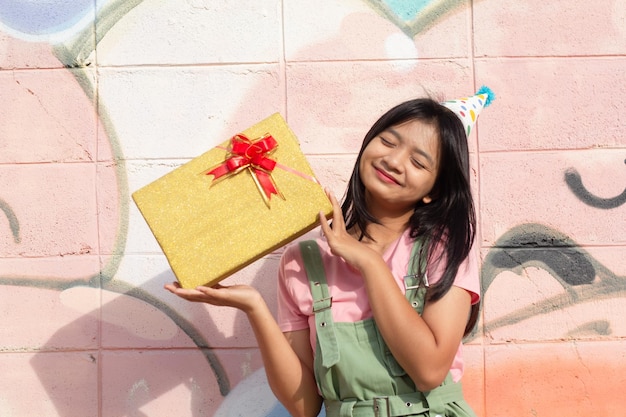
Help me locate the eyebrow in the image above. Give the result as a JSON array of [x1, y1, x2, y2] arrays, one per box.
[[386, 128, 435, 166]]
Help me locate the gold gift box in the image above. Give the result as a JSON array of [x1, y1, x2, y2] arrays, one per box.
[[132, 113, 333, 289]]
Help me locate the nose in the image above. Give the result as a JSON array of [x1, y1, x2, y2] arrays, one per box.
[[381, 148, 405, 173]]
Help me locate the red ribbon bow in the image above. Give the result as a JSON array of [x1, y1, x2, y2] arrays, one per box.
[[204, 133, 283, 206]]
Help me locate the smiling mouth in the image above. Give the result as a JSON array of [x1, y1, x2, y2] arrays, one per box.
[[374, 167, 400, 185]]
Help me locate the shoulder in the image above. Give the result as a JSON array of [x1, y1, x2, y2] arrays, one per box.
[[282, 237, 333, 262], [280, 237, 358, 293], [277, 238, 334, 325], [427, 243, 481, 304], [424, 238, 481, 304], [456, 248, 481, 304], [279, 238, 335, 278]]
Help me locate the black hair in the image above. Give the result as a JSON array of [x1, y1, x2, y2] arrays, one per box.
[[341, 98, 479, 336]]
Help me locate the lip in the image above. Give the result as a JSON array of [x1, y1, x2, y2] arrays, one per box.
[[374, 167, 401, 185]]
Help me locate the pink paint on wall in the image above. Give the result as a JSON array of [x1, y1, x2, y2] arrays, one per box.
[[1, 0, 625, 416]]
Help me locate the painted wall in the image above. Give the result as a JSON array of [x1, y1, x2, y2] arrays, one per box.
[[1, 1, 625, 416]]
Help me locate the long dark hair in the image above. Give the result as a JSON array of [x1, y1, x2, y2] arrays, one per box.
[[342, 98, 479, 336]]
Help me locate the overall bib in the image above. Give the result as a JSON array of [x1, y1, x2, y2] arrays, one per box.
[[299, 240, 476, 417]]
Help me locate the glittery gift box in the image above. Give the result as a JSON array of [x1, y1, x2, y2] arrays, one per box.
[[132, 113, 333, 288]]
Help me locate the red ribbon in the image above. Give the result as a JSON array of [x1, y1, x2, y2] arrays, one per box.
[[205, 133, 282, 205]]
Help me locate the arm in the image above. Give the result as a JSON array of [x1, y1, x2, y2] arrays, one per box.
[[357, 263, 470, 391], [319, 193, 471, 392], [164, 283, 322, 417]]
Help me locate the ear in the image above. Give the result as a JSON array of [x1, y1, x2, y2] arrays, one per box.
[[422, 195, 432, 204]]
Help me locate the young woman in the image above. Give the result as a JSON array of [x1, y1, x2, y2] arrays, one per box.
[[166, 89, 493, 417]]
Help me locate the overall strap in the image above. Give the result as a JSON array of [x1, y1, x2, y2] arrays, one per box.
[[299, 240, 340, 367], [403, 237, 429, 315]]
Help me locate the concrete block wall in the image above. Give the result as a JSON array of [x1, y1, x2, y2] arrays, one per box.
[[1, 1, 624, 416]]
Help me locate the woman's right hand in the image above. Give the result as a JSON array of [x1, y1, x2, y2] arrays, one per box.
[[164, 281, 263, 314], [319, 189, 379, 271]]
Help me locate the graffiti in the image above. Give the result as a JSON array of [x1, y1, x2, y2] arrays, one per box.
[[0, 199, 20, 243], [59, 0, 145, 68], [0, 0, 234, 411], [480, 223, 625, 338], [0, 0, 99, 46], [2, 0, 625, 415], [364, 0, 470, 37], [0, 0, 93, 35], [565, 163, 626, 209]]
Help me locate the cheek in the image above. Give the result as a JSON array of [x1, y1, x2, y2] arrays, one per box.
[[424, 176, 440, 199], [353, 157, 365, 186], [408, 170, 437, 191], [357, 151, 372, 176]]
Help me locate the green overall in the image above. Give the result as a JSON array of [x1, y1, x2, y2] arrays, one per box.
[[299, 240, 476, 417]]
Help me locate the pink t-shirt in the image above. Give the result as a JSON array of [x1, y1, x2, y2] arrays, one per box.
[[277, 228, 480, 382]]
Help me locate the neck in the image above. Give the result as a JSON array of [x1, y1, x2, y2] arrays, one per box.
[[366, 202, 413, 236], [368, 217, 408, 236], [351, 211, 411, 255], [352, 221, 407, 255], [351, 196, 414, 251]]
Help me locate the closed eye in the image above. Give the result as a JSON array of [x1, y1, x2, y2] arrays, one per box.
[[411, 157, 426, 169], [379, 136, 394, 146]]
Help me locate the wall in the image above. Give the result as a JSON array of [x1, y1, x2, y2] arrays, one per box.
[[1, 1, 625, 416]]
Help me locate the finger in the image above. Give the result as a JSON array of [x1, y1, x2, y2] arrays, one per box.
[[164, 282, 181, 292], [319, 210, 331, 236], [318, 211, 328, 236], [195, 285, 233, 307], [326, 190, 346, 230], [196, 285, 218, 295], [325, 187, 339, 208], [168, 288, 205, 302]]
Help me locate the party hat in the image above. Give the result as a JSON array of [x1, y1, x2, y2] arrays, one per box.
[[442, 86, 495, 136]]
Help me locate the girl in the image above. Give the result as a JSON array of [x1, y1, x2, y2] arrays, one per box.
[[166, 88, 493, 417]]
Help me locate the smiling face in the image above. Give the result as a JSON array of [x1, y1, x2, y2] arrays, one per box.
[[358, 119, 440, 217]]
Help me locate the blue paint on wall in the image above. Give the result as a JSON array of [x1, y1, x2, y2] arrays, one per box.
[[0, 0, 93, 34], [383, 0, 432, 21]]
